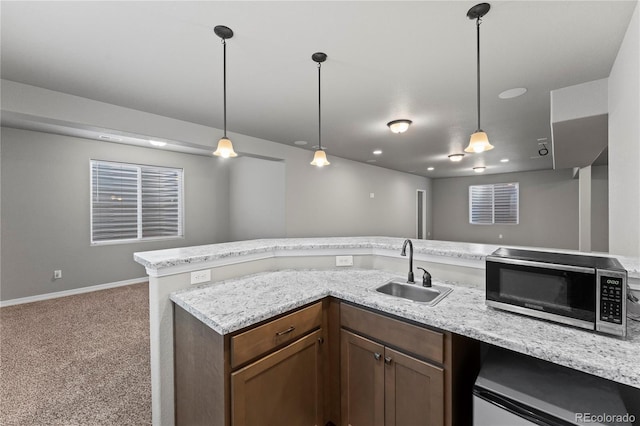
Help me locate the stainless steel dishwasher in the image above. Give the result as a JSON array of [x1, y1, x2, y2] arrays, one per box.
[[473, 348, 633, 426]]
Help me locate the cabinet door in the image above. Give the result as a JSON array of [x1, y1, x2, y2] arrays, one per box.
[[341, 330, 385, 426], [231, 329, 323, 426], [384, 347, 444, 426]]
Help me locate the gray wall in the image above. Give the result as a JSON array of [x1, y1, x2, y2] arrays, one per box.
[[229, 157, 286, 241], [225, 131, 431, 239], [432, 168, 608, 250], [1, 127, 230, 300], [608, 1, 640, 257]]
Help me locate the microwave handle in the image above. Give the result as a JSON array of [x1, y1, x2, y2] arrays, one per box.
[[486, 256, 595, 274]]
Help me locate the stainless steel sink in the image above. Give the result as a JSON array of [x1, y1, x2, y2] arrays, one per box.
[[375, 280, 452, 306]]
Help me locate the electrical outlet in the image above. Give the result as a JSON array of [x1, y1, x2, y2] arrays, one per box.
[[53, 270, 62, 280], [336, 255, 354, 267], [190, 269, 211, 285]]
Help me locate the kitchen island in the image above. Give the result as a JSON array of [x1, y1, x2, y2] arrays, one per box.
[[134, 237, 640, 426]]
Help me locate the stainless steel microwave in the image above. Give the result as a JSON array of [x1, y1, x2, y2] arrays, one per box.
[[486, 248, 627, 337]]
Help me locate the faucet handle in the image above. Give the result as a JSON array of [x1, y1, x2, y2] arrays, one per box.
[[417, 267, 432, 288]]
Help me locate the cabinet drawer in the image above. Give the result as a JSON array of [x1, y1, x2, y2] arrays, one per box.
[[231, 302, 322, 368], [341, 303, 443, 364]]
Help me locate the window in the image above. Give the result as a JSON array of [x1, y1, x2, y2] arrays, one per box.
[[469, 183, 519, 225], [90, 160, 183, 244]]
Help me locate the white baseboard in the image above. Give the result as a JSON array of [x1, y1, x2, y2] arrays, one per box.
[[0, 277, 148, 307]]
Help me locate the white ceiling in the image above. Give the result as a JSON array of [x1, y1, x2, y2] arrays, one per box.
[[0, 1, 636, 178]]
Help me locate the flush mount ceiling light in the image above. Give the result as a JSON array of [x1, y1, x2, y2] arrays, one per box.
[[473, 166, 486, 173], [500, 158, 509, 163], [464, 3, 494, 154], [448, 154, 465, 162], [212, 25, 238, 159], [373, 150, 383, 155], [427, 167, 435, 171], [310, 52, 330, 167], [387, 119, 412, 134], [149, 140, 167, 147]]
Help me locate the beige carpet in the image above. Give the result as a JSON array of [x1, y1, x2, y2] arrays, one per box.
[[0, 283, 151, 425]]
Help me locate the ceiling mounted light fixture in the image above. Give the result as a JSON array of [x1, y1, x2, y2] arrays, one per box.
[[465, 3, 494, 154], [212, 25, 238, 158], [448, 154, 465, 162], [310, 52, 330, 167], [387, 119, 412, 134], [473, 166, 486, 173]]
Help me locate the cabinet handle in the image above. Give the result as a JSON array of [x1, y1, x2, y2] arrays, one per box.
[[318, 337, 324, 344], [384, 356, 393, 365], [374, 352, 382, 361], [275, 326, 295, 336]]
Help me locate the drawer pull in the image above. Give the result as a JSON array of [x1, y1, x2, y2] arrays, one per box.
[[384, 356, 393, 365], [374, 352, 382, 361], [275, 326, 295, 336]]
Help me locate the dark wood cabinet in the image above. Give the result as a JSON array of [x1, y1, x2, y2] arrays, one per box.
[[341, 330, 385, 426], [384, 346, 444, 426], [174, 298, 478, 426], [340, 303, 478, 426], [174, 300, 327, 426], [232, 329, 324, 426], [341, 329, 444, 426]]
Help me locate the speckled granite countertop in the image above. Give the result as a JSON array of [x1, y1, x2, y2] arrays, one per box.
[[170, 268, 640, 389], [135, 237, 640, 278]]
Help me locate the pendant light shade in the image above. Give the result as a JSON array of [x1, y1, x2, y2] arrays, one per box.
[[310, 149, 330, 167], [213, 25, 238, 158], [213, 137, 237, 158], [465, 130, 493, 153], [465, 3, 494, 154], [310, 52, 330, 167]]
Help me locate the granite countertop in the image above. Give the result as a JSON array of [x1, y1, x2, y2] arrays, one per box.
[[135, 236, 640, 278], [170, 268, 640, 390]]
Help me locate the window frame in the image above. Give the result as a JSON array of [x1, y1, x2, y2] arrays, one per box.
[[469, 182, 519, 225], [90, 160, 185, 245]]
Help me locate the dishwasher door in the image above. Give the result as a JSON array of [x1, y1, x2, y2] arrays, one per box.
[[472, 348, 632, 426]]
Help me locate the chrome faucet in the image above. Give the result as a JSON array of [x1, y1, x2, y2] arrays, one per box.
[[401, 239, 415, 283]]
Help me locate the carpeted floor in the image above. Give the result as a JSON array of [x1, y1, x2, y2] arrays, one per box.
[[0, 283, 151, 425]]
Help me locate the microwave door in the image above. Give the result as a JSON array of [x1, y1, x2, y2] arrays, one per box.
[[486, 259, 596, 328]]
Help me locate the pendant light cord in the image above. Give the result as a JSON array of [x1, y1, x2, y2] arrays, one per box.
[[222, 38, 227, 138], [318, 62, 322, 151], [476, 17, 482, 131]]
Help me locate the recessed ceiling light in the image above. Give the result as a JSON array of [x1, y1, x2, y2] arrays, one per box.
[[448, 154, 464, 162], [498, 87, 527, 99], [366, 159, 377, 163], [500, 158, 509, 163], [150, 140, 167, 147], [387, 119, 412, 134], [373, 150, 382, 155], [427, 167, 435, 171], [294, 140, 308, 146], [473, 166, 486, 173]]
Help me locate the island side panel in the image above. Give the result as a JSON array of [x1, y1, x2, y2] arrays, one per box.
[[174, 304, 229, 426]]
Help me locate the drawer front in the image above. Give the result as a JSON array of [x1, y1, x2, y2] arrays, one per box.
[[340, 303, 443, 364], [231, 301, 322, 368]]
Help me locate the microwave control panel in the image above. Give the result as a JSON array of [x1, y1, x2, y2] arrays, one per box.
[[599, 276, 623, 324]]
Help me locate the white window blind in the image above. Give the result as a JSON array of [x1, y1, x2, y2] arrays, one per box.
[[91, 160, 183, 244], [469, 183, 519, 225]]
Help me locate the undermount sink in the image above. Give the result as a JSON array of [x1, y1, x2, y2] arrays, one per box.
[[375, 280, 453, 306]]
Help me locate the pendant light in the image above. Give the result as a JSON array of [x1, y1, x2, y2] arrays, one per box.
[[213, 25, 238, 158], [464, 3, 494, 154], [310, 52, 330, 167]]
